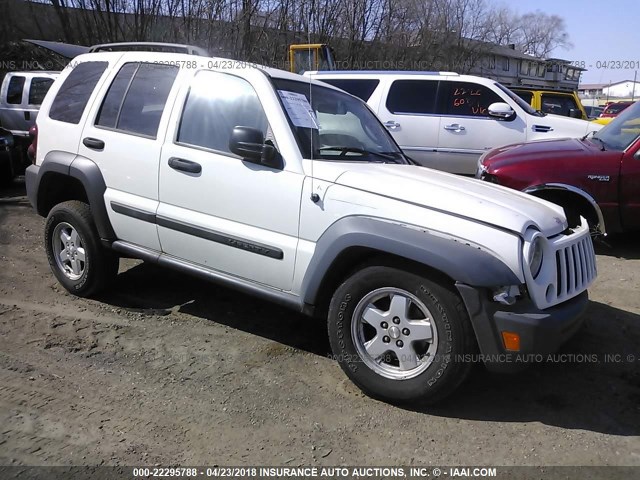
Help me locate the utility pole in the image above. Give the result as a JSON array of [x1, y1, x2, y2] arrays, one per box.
[[633, 70, 637, 102]]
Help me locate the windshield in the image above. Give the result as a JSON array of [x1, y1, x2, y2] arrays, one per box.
[[272, 78, 406, 163], [603, 102, 631, 115], [592, 101, 640, 150], [495, 83, 543, 117]]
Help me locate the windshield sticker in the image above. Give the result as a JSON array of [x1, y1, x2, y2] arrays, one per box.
[[278, 90, 318, 129]]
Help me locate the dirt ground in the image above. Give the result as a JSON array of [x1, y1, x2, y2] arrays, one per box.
[[1, 177, 639, 468]]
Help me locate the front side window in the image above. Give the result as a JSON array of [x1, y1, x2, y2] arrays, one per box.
[[442, 82, 503, 117], [28, 77, 55, 105], [177, 71, 269, 154], [593, 101, 640, 151], [273, 78, 404, 163], [7, 76, 25, 104], [50, 62, 108, 124], [386, 80, 439, 115], [96, 63, 178, 138], [540, 94, 578, 117]]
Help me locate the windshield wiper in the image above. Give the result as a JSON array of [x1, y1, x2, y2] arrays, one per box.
[[319, 146, 402, 163], [591, 136, 607, 151], [581, 130, 596, 141]]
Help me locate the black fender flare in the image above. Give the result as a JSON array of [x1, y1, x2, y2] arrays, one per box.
[[28, 152, 116, 241], [300, 216, 521, 306]]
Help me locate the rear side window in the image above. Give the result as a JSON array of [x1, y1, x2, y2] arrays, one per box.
[[96, 63, 178, 138], [320, 79, 380, 101], [177, 71, 269, 155], [49, 62, 108, 124], [540, 94, 578, 117], [441, 82, 503, 117], [7, 76, 26, 104], [386, 80, 439, 114], [512, 90, 533, 104], [28, 77, 55, 105]]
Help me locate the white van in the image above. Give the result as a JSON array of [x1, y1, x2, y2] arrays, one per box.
[[308, 71, 602, 174]]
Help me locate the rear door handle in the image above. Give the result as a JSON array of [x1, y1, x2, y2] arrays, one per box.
[[24, 111, 31, 121], [383, 120, 401, 130], [168, 157, 202, 174], [82, 137, 105, 150], [444, 123, 466, 132]]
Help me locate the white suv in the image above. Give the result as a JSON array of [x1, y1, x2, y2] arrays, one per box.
[[308, 71, 602, 175], [26, 50, 596, 404]]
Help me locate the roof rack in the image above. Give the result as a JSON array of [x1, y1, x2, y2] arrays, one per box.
[[88, 42, 209, 57]]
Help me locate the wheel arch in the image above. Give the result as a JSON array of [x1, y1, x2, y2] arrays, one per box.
[[524, 183, 606, 234], [300, 216, 521, 315], [33, 153, 116, 241]]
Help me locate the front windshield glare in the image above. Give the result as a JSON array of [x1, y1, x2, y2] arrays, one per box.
[[593, 101, 640, 151], [272, 78, 404, 162]]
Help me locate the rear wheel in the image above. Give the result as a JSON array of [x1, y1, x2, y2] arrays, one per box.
[[45, 201, 119, 297], [327, 266, 476, 405]]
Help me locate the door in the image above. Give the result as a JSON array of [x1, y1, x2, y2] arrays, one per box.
[[78, 62, 181, 251], [436, 81, 526, 175], [157, 70, 303, 291], [377, 79, 442, 168]]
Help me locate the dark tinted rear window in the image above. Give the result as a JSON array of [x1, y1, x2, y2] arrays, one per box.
[[49, 62, 108, 124], [320, 79, 380, 101], [7, 76, 25, 104], [96, 63, 139, 128], [386, 80, 439, 114], [604, 103, 631, 115], [97, 63, 178, 138], [28, 77, 55, 105]]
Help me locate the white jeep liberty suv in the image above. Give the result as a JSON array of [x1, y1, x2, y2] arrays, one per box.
[[25, 50, 597, 404]]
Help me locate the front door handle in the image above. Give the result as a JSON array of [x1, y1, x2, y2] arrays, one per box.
[[82, 137, 105, 150], [444, 123, 466, 132], [383, 120, 401, 130], [168, 157, 202, 174]]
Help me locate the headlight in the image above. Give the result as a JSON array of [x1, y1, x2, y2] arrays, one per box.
[[527, 236, 544, 278]]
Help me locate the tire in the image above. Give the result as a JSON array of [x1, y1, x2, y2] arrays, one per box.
[[328, 266, 476, 405], [44, 200, 119, 297]]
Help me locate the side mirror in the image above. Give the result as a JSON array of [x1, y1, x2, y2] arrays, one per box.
[[229, 126, 283, 170], [488, 102, 515, 119], [569, 108, 582, 119]]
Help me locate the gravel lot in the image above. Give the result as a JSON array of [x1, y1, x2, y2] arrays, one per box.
[[1, 178, 639, 467]]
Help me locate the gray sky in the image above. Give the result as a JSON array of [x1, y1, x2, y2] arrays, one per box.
[[503, 0, 640, 85]]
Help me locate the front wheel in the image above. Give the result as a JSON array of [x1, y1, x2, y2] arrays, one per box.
[[327, 266, 476, 404], [44, 201, 119, 297]]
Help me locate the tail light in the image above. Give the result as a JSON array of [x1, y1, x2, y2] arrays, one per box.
[[27, 124, 37, 164]]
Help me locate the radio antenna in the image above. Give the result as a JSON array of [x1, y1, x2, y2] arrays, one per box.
[[308, 0, 319, 203]]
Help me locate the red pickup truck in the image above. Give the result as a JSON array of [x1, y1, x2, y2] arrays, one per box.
[[476, 101, 640, 235]]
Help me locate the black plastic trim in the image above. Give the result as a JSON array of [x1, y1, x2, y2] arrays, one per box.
[[156, 216, 284, 260], [110, 201, 157, 224]]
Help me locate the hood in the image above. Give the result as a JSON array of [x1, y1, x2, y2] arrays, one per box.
[[481, 137, 621, 171], [312, 162, 567, 237]]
